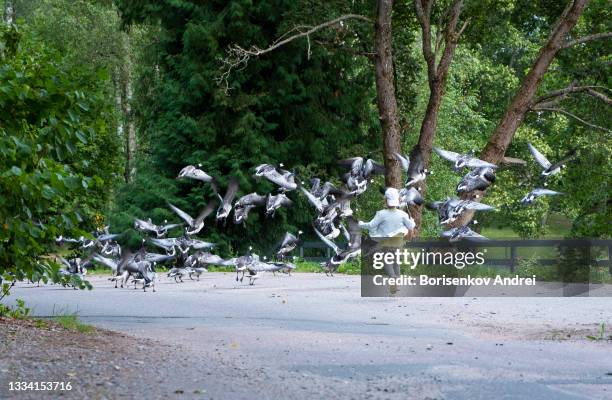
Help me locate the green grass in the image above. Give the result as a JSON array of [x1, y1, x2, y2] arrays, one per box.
[[54, 313, 93, 333], [482, 212, 572, 239]]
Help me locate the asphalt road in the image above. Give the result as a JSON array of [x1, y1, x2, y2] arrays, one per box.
[[8, 273, 612, 399]]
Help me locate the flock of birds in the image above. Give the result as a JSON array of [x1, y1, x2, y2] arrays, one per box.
[[52, 142, 572, 290]]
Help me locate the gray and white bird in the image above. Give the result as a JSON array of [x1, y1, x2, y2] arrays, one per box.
[[149, 236, 214, 256], [520, 188, 562, 205], [434, 147, 497, 172], [427, 198, 495, 224], [177, 164, 213, 182], [441, 225, 487, 243], [276, 231, 302, 261], [527, 143, 576, 178], [134, 218, 182, 238], [241, 257, 297, 285], [339, 157, 385, 195], [211, 177, 239, 222], [394, 151, 430, 188], [168, 201, 217, 235], [300, 178, 340, 212], [265, 193, 293, 217], [254, 164, 297, 191], [184, 251, 230, 280], [233, 192, 267, 224], [398, 187, 424, 208], [315, 217, 361, 276], [456, 167, 496, 194], [309, 178, 340, 199]]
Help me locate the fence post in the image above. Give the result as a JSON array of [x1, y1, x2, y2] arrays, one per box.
[[299, 246, 304, 259], [510, 246, 517, 273], [609, 245, 612, 276]]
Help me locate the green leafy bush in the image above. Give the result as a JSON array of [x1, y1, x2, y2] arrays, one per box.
[[0, 25, 118, 290]]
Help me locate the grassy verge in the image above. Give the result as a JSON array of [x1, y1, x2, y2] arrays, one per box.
[[53, 313, 94, 333]]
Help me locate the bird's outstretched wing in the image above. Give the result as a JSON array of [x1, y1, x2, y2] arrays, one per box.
[[364, 159, 385, 177], [97, 233, 121, 242], [168, 203, 194, 226], [236, 193, 268, 207], [134, 218, 156, 232], [338, 157, 363, 176], [527, 143, 551, 169], [92, 254, 118, 270], [278, 195, 293, 207], [279, 232, 298, 248], [394, 153, 410, 171], [465, 158, 497, 169], [194, 200, 218, 225], [187, 239, 215, 250], [434, 147, 461, 162], [300, 187, 325, 213], [223, 178, 239, 205], [532, 188, 562, 196], [209, 179, 224, 203], [177, 165, 213, 182], [314, 227, 340, 255], [346, 217, 361, 251], [461, 200, 495, 211], [149, 237, 178, 250]]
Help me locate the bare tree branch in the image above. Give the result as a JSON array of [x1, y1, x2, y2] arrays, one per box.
[[532, 106, 612, 133], [533, 84, 612, 107], [501, 156, 527, 166], [437, 0, 464, 73], [563, 32, 612, 48], [586, 88, 612, 106], [216, 14, 371, 92], [414, 0, 436, 81]]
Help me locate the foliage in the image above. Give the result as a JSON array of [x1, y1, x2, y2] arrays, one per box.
[[0, 298, 31, 318], [0, 24, 116, 289], [112, 0, 380, 254]]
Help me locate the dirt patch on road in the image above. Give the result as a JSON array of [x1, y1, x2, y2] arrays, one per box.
[[0, 317, 210, 399]]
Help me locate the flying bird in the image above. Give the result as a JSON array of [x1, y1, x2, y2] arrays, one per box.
[[211, 177, 239, 222], [394, 151, 430, 187], [434, 147, 497, 172], [339, 157, 385, 195], [520, 188, 562, 205], [168, 201, 217, 235], [427, 198, 495, 224], [276, 231, 302, 261], [315, 217, 361, 276], [233, 192, 267, 224], [456, 167, 496, 194], [441, 225, 488, 243], [254, 164, 297, 191], [177, 164, 213, 182], [527, 143, 576, 178], [265, 193, 293, 217], [134, 218, 182, 238], [398, 187, 424, 208]]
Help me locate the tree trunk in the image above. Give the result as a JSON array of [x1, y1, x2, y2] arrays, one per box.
[[408, 0, 466, 236], [118, 33, 136, 184], [452, 0, 589, 227], [113, 69, 124, 140], [407, 85, 444, 235], [375, 0, 402, 188], [121, 66, 136, 183]]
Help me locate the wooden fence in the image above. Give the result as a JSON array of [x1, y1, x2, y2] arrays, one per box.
[[299, 238, 612, 274]]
